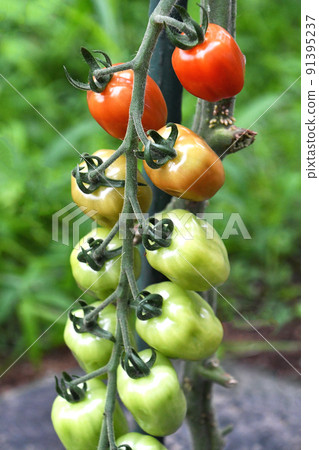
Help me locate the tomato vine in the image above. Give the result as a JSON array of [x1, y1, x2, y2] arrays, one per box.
[[52, 0, 257, 449]]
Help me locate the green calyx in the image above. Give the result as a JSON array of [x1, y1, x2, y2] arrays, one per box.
[[63, 47, 113, 93], [69, 300, 116, 342], [121, 348, 156, 379], [73, 153, 125, 194], [134, 291, 163, 321], [140, 217, 174, 251], [55, 372, 87, 403], [165, 4, 208, 50], [73, 152, 146, 194], [77, 236, 122, 271], [136, 123, 178, 169]]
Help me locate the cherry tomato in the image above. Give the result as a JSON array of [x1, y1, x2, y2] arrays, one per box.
[[51, 379, 129, 450], [172, 24, 245, 102], [71, 149, 152, 227], [136, 282, 223, 360], [87, 66, 167, 140], [64, 302, 116, 375], [64, 301, 136, 376], [116, 432, 167, 450], [143, 124, 225, 201], [145, 209, 230, 291], [117, 349, 187, 436], [70, 227, 141, 300]]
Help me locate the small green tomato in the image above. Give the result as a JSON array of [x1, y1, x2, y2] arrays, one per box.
[[136, 282, 223, 360]]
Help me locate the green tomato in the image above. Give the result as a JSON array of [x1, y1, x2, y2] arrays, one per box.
[[136, 282, 223, 360], [116, 432, 167, 450], [70, 227, 141, 300], [51, 379, 128, 450], [145, 209, 230, 291], [64, 301, 116, 375], [117, 349, 186, 437]]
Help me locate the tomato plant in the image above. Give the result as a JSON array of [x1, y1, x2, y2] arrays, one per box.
[[70, 227, 141, 300], [145, 209, 230, 291], [87, 67, 167, 140], [172, 23, 245, 102], [71, 149, 152, 227], [136, 281, 223, 360], [116, 432, 168, 450], [117, 349, 187, 436], [51, 379, 128, 450], [54, 1, 255, 448], [143, 123, 225, 201]]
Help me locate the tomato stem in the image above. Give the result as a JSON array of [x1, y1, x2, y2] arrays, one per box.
[[126, 267, 139, 299], [94, 221, 120, 259], [86, 145, 126, 179], [98, 322, 124, 450], [196, 362, 238, 388], [84, 290, 119, 323]]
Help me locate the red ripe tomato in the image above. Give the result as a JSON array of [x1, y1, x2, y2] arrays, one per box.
[[172, 24, 245, 102], [87, 66, 167, 140]]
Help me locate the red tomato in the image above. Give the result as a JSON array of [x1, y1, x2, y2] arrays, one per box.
[[172, 24, 245, 102], [87, 66, 167, 140]]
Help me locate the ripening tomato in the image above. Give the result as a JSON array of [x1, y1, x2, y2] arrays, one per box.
[[136, 282, 223, 360], [87, 66, 167, 139], [70, 227, 141, 300], [172, 24, 245, 102], [116, 432, 168, 450], [51, 379, 129, 450], [71, 149, 152, 228], [117, 349, 187, 436], [145, 209, 230, 291], [143, 124, 225, 201]]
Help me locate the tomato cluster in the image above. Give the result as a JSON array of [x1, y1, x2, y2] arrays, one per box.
[[53, 12, 245, 449]]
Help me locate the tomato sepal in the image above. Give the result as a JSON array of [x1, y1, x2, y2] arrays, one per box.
[[55, 372, 87, 403], [121, 348, 156, 379], [136, 123, 178, 169], [164, 4, 208, 50], [77, 235, 122, 271], [69, 300, 116, 342], [140, 217, 174, 251], [135, 290, 163, 321]]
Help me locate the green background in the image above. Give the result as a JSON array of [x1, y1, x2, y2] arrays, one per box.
[[0, 0, 300, 365]]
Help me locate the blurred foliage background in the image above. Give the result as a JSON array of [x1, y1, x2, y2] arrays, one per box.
[[0, 0, 300, 366]]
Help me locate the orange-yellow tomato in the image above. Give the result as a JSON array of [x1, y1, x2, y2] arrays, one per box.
[[143, 124, 225, 201], [72, 149, 152, 227]]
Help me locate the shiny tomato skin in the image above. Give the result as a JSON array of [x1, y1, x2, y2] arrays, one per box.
[[64, 302, 116, 375], [143, 124, 225, 201], [71, 149, 152, 227], [117, 349, 187, 437], [136, 282, 223, 360], [145, 209, 230, 291], [172, 24, 245, 102], [70, 227, 141, 300], [116, 432, 168, 450], [87, 67, 167, 140], [51, 379, 129, 450]]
